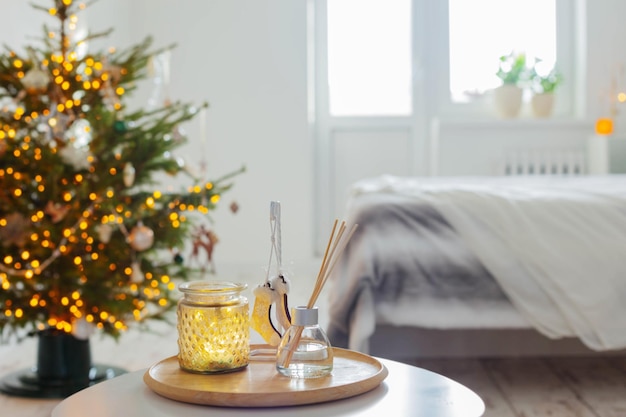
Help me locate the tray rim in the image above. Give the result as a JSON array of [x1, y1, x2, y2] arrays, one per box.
[[143, 344, 389, 407]]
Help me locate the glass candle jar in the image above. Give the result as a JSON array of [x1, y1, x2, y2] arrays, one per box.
[[177, 281, 250, 374], [276, 306, 333, 378]]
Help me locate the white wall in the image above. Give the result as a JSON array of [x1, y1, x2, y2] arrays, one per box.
[[0, 0, 315, 281], [2, 0, 626, 282]]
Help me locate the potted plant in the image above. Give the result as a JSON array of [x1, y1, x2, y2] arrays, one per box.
[[529, 64, 562, 117], [493, 51, 529, 118]]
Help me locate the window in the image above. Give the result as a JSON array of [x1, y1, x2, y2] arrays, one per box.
[[448, 0, 557, 103], [321, 0, 574, 117], [326, 0, 412, 116]]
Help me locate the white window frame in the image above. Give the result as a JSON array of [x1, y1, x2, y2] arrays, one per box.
[[310, 0, 582, 253], [316, 0, 581, 121]]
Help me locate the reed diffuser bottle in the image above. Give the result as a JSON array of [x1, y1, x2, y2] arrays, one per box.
[[276, 306, 333, 378]]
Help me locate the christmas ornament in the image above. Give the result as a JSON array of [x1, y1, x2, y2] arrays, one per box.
[[58, 144, 92, 171], [0, 213, 31, 248], [123, 163, 136, 187], [95, 224, 113, 243], [128, 222, 154, 252], [130, 261, 144, 283], [230, 201, 239, 214], [44, 201, 71, 223], [71, 318, 95, 340], [251, 201, 291, 345], [21, 67, 49, 93], [64, 119, 92, 148], [113, 119, 128, 133], [173, 252, 184, 265], [189, 225, 218, 272]]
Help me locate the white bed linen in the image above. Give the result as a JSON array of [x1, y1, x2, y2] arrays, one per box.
[[348, 174, 626, 352]]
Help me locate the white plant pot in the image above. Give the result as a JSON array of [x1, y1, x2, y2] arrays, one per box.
[[531, 93, 555, 118], [493, 84, 523, 118]]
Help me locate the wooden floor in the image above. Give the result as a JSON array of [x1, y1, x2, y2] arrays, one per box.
[[409, 356, 626, 417]]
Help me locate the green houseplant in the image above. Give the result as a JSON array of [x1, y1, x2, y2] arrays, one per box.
[[529, 63, 562, 117], [493, 51, 529, 118], [496, 51, 528, 85]]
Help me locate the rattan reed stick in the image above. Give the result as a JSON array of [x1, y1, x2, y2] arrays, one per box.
[[282, 219, 358, 367]]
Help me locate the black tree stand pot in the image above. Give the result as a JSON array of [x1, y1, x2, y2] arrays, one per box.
[[0, 329, 126, 398]]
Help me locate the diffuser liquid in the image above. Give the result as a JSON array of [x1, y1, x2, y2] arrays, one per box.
[[276, 340, 333, 378]]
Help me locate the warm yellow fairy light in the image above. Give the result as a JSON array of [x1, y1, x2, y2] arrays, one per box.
[[83, 80, 91, 89], [62, 192, 72, 202], [21, 251, 30, 260], [49, 118, 57, 127], [61, 297, 69, 306], [49, 8, 57, 16], [13, 59, 23, 68], [14, 189, 22, 197], [62, 81, 70, 90], [3, 256, 13, 264], [115, 87, 125, 95], [31, 260, 40, 268]]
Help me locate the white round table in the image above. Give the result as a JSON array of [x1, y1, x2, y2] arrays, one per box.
[[52, 358, 484, 417]]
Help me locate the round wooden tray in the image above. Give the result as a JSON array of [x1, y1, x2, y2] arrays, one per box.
[[143, 345, 388, 407]]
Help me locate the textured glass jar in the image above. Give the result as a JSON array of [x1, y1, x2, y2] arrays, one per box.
[[276, 306, 333, 378], [177, 281, 250, 374]]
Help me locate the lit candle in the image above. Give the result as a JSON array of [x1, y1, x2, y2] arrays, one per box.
[[177, 281, 250, 374]]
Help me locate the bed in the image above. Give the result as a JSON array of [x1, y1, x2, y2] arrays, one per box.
[[325, 174, 626, 357]]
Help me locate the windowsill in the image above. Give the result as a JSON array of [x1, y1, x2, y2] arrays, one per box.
[[432, 116, 593, 131]]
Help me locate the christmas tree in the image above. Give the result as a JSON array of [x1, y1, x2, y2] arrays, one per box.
[[0, 1, 243, 341]]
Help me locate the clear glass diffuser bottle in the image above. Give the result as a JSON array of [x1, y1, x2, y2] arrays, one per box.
[[276, 306, 333, 378]]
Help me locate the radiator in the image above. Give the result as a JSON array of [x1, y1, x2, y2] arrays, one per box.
[[500, 149, 586, 176]]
